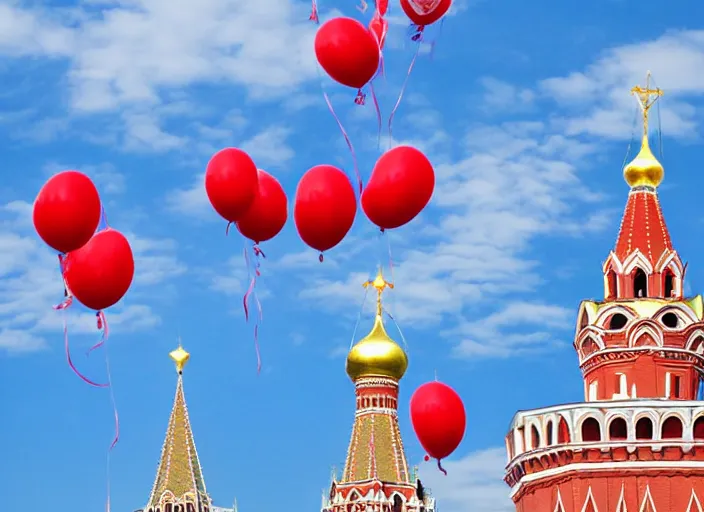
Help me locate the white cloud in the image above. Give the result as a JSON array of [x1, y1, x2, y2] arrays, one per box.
[[418, 448, 513, 512], [539, 29, 704, 140], [0, 200, 185, 354], [0, 0, 319, 113]]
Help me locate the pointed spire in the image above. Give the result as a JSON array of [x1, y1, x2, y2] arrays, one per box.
[[146, 342, 209, 510]]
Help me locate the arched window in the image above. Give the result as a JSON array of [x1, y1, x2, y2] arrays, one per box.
[[546, 420, 554, 446], [636, 417, 653, 439], [531, 425, 540, 449], [392, 495, 403, 512], [608, 313, 629, 330], [607, 270, 618, 300], [633, 267, 648, 298], [581, 417, 601, 442], [694, 417, 704, 440], [661, 416, 683, 439], [581, 337, 599, 358], [558, 416, 570, 443], [664, 270, 675, 298], [608, 417, 628, 440]]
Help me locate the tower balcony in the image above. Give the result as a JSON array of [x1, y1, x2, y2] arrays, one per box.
[[504, 400, 704, 499]]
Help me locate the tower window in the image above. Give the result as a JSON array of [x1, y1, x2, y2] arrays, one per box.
[[674, 375, 681, 398], [662, 312, 679, 329], [607, 270, 618, 300], [635, 417, 653, 440], [608, 417, 628, 440], [608, 313, 629, 330], [557, 416, 571, 443], [661, 416, 683, 439], [546, 420, 553, 446], [581, 417, 601, 442], [633, 268, 648, 298], [664, 271, 675, 298], [531, 425, 540, 449], [694, 417, 704, 439]]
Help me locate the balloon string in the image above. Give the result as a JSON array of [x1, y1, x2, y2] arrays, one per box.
[[357, 0, 367, 12], [309, 0, 319, 23], [349, 286, 371, 349], [429, 18, 446, 59], [99, 206, 110, 231], [243, 244, 265, 373], [59, 308, 108, 387], [88, 311, 108, 354], [383, 307, 408, 352], [370, 80, 383, 151], [321, 89, 363, 195], [388, 36, 422, 147], [314, 61, 362, 194], [103, 316, 119, 512], [437, 459, 447, 476], [225, 222, 233, 236]]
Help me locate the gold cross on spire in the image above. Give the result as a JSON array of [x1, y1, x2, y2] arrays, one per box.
[[363, 267, 394, 317], [631, 71, 663, 140], [169, 339, 190, 374]]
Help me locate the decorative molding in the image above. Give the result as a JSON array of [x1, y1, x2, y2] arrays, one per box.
[[638, 484, 656, 512], [581, 486, 598, 512], [687, 489, 703, 512], [616, 483, 628, 512], [553, 488, 565, 512]]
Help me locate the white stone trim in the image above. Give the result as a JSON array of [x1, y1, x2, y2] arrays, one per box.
[[638, 484, 656, 512], [508, 460, 704, 498], [581, 486, 598, 512], [687, 489, 703, 512]]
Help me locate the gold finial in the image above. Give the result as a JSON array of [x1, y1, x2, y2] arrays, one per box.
[[624, 71, 665, 188], [169, 340, 190, 374], [363, 267, 394, 317], [346, 267, 407, 381]]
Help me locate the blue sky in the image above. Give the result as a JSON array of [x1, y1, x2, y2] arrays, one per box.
[[2, 1, 704, 511]]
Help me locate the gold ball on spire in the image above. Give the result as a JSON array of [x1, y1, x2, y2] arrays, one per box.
[[170, 344, 190, 374], [623, 136, 664, 188], [345, 270, 408, 381]]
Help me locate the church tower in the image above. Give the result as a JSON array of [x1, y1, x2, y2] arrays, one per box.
[[503, 74, 704, 510], [144, 344, 235, 512], [322, 270, 436, 512]]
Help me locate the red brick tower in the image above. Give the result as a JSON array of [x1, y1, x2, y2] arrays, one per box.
[[322, 270, 436, 512], [503, 74, 704, 511]]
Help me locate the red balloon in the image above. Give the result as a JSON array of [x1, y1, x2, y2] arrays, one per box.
[[400, 0, 450, 27], [33, 170, 101, 254], [376, 0, 389, 16], [63, 229, 135, 311], [361, 146, 434, 230], [236, 170, 288, 244], [410, 381, 466, 462], [294, 165, 357, 254], [205, 148, 259, 222], [369, 15, 388, 50], [315, 17, 380, 89]]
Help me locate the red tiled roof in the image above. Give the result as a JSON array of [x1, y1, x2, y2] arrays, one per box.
[[614, 190, 673, 265]]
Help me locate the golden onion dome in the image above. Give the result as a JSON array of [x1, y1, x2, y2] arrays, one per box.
[[623, 135, 664, 188], [345, 270, 408, 382]]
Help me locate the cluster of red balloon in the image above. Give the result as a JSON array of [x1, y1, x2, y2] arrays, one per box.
[[33, 170, 135, 382], [293, 145, 435, 261], [204, 148, 288, 244], [410, 380, 467, 474]]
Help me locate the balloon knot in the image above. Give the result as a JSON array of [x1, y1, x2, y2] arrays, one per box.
[[309, 8, 318, 23], [354, 89, 366, 105], [437, 459, 447, 476], [411, 25, 424, 41], [319, 253, 324, 263], [380, 227, 385, 233], [96, 312, 103, 330], [423, 455, 430, 461], [253, 245, 266, 258]]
